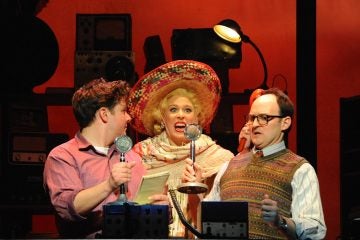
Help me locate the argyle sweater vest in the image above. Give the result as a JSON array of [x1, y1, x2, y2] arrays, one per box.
[[220, 149, 308, 239]]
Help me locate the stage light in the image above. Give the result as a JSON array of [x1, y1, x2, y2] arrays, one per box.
[[214, 19, 268, 89]]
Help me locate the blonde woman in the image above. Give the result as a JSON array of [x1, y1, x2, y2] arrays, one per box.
[[128, 60, 234, 238]]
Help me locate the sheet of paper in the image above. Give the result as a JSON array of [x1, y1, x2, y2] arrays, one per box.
[[133, 171, 170, 205]]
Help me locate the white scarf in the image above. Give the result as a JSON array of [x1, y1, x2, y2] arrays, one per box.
[[133, 131, 234, 237]]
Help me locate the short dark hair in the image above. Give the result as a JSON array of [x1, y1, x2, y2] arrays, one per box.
[[260, 88, 294, 139], [72, 78, 130, 129], [262, 88, 294, 118]]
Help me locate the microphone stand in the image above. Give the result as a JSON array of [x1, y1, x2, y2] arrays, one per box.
[[110, 135, 133, 205], [117, 152, 127, 203], [177, 124, 208, 194]]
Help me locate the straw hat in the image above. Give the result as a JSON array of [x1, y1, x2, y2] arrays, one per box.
[[128, 60, 221, 136]]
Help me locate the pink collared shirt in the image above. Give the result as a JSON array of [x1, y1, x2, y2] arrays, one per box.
[[43, 132, 145, 238]]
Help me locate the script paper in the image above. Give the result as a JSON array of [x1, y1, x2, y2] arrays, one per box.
[[133, 171, 170, 205]]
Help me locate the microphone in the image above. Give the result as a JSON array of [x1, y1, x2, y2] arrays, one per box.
[[114, 135, 133, 204], [184, 123, 202, 161], [115, 135, 133, 161], [177, 124, 208, 194], [184, 123, 202, 141]]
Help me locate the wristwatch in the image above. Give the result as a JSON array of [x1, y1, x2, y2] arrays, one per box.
[[278, 216, 288, 232]]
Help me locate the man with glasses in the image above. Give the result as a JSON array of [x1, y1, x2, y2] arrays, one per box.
[[182, 88, 327, 239]]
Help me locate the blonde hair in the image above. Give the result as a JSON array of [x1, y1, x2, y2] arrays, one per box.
[[152, 88, 204, 135]]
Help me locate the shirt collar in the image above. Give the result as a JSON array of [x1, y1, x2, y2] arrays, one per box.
[[253, 141, 286, 157], [75, 131, 117, 155]]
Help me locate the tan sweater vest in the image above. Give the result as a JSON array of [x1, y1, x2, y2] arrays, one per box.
[[220, 149, 307, 239]]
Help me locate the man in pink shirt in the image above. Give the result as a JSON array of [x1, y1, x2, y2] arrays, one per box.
[[43, 78, 169, 238]]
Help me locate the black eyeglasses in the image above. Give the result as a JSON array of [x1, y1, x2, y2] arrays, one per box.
[[246, 114, 284, 126]]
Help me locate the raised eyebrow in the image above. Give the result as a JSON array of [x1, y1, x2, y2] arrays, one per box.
[[168, 104, 179, 109], [183, 104, 193, 108]]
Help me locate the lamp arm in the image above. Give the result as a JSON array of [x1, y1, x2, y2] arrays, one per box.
[[243, 35, 268, 89]]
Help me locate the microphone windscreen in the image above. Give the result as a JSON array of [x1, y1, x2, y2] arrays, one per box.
[[184, 124, 202, 141], [114, 135, 133, 153]]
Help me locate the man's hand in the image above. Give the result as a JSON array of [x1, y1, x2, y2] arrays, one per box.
[[238, 122, 252, 153], [261, 194, 280, 227], [108, 161, 136, 190]]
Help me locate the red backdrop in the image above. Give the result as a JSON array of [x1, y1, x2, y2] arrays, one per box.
[[30, 0, 360, 239]]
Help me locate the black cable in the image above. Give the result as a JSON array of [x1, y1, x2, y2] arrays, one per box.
[[168, 189, 204, 238]]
